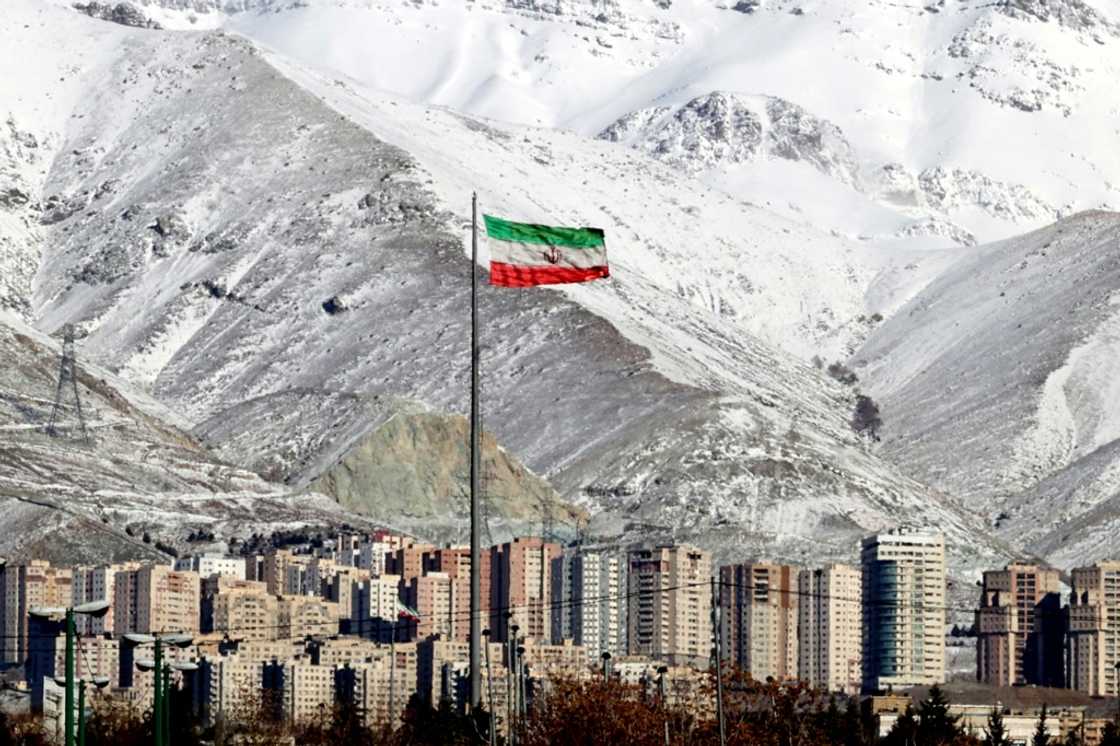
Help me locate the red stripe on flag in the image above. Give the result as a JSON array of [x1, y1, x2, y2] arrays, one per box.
[[489, 262, 610, 287]]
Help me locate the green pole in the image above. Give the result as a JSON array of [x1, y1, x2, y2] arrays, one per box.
[[65, 610, 75, 746], [153, 640, 163, 746], [163, 666, 171, 746], [78, 680, 86, 746]]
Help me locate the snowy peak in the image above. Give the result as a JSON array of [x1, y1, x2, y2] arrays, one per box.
[[598, 92, 860, 188]]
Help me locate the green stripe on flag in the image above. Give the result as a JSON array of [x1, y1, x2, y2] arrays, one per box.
[[483, 215, 605, 249]]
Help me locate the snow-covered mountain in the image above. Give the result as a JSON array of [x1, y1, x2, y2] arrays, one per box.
[[854, 210, 1120, 570], [195, 0, 1120, 252], [7, 0, 1120, 582]]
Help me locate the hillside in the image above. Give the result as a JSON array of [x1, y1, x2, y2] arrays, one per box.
[[0, 0, 1015, 575], [854, 211, 1120, 568]]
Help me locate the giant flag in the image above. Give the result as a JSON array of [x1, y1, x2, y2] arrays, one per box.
[[483, 214, 609, 287]]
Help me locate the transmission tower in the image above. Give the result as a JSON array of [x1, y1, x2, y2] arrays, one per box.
[[47, 324, 91, 445]]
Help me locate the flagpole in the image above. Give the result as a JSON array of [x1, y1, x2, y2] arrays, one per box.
[[469, 191, 482, 712]]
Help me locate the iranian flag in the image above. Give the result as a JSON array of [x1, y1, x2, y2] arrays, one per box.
[[483, 214, 610, 287]]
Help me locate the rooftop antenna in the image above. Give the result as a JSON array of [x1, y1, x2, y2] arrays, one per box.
[[47, 323, 91, 446]]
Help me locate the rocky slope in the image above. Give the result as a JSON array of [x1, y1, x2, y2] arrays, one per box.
[[853, 211, 1120, 569], [0, 309, 374, 564], [0, 1, 1015, 576]]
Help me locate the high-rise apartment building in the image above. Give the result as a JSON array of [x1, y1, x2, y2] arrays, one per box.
[[798, 564, 862, 694], [975, 563, 1062, 687], [207, 579, 277, 640], [492, 538, 560, 643], [0, 561, 73, 665], [551, 547, 628, 659], [353, 575, 404, 641], [388, 542, 436, 585], [719, 562, 798, 681], [423, 545, 491, 643], [113, 565, 201, 636], [404, 572, 455, 640], [1067, 561, 1120, 696], [860, 528, 946, 693], [627, 544, 712, 668], [71, 562, 141, 636], [263, 660, 336, 723], [277, 596, 340, 640]]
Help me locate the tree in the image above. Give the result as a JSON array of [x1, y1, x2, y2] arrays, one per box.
[[1033, 704, 1049, 746], [852, 394, 883, 440], [917, 685, 962, 745], [882, 706, 918, 746], [1100, 721, 1120, 746], [984, 708, 1011, 746]]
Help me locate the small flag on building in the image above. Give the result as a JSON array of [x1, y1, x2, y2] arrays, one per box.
[[483, 214, 610, 287]]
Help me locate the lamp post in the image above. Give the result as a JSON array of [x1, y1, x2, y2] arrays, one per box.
[[127, 632, 193, 746], [57, 675, 111, 746], [30, 599, 111, 746], [482, 628, 497, 746]]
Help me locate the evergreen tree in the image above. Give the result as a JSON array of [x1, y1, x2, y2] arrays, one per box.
[[1101, 721, 1120, 746], [844, 697, 867, 746], [1033, 704, 1050, 746], [882, 706, 919, 746], [917, 685, 962, 745], [984, 707, 1011, 746]]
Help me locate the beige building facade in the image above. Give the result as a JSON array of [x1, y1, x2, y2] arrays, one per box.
[[860, 528, 946, 692], [1068, 561, 1120, 696], [975, 562, 1062, 688], [719, 562, 799, 681], [798, 564, 861, 694], [627, 544, 712, 668]]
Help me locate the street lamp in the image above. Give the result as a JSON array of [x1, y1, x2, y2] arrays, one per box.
[[125, 633, 194, 746], [54, 674, 111, 746], [482, 629, 496, 746], [30, 600, 110, 746]]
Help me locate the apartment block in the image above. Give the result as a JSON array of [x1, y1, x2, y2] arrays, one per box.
[[492, 538, 561, 643], [627, 544, 712, 668], [551, 547, 628, 659], [404, 572, 455, 640], [1067, 561, 1120, 696], [174, 554, 246, 581], [423, 545, 491, 643], [193, 653, 265, 725], [861, 528, 946, 693], [335, 643, 418, 730], [798, 564, 862, 694], [356, 540, 391, 576], [353, 575, 404, 641], [415, 637, 506, 708], [263, 660, 336, 724], [0, 561, 73, 665], [113, 564, 201, 635], [388, 542, 436, 585], [719, 562, 798, 681], [207, 579, 277, 640], [72, 563, 140, 636], [975, 563, 1062, 687], [277, 595, 340, 640]]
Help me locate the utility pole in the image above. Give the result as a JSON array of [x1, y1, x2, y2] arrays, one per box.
[[712, 577, 726, 746], [469, 191, 482, 711]]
